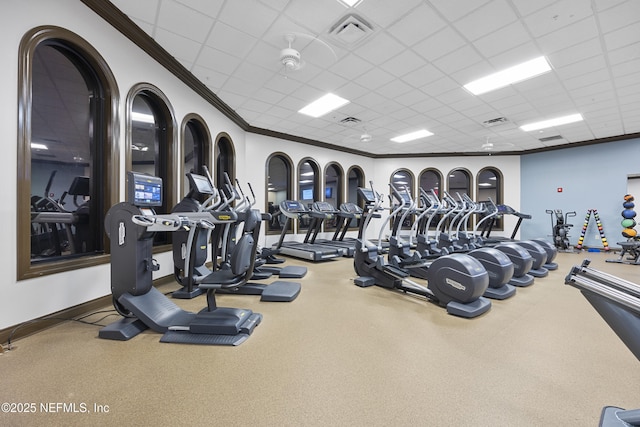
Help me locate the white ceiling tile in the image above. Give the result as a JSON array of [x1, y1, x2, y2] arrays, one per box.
[[386, 3, 446, 46], [157, 0, 214, 42], [562, 69, 611, 91], [536, 16, 599, 54], [379, 50, 426, 78], [285, 0, 346, 34], [509, 0, 558, 17], [375, 79, 414, 99], [412, 27, 467, 62], [154, 28, 203, 64], [473, 21, 531, 58], [603, 22, 640, 51], [523, 0, 594, 38], [547, 38, 603, 69], [432, 45, 483, 75], [191, 64, 229, 90], [197, 46, 242, 76], [354, 67, 395, 91], [401, 64, 446, 88], [354, 32, 406, 65], [454, 0, 519, 42], [607, 42, 640, 66], [218, 0, 279, 38], [554, 55, 608, 80], [597, 0, 640, 33], [206, 22, 258, 59], [328, 54, 373, 81], [353, 0, 423, 28], [174, 0, 224, 18], [428, 0, 491, 22], [308, 71, 349, 92]]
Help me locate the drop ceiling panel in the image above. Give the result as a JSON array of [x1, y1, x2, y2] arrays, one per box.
[[99, 0, 640, 156], [454, 0, 519, 42]]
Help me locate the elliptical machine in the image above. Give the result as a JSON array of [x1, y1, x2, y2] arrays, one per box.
[[546, 209, 576, 252], [353, 182, 491, 319], [99, 172, 262, 346]]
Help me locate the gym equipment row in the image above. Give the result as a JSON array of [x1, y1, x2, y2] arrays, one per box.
[[99, 170, 305, 346], [352, 182, 558, 319]]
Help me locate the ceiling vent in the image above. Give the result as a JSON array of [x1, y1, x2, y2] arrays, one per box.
[[539, 135, 563, 142], [328, 13, 374, 47], [340, 116, 361, 125], [482, 117, 509, 127]]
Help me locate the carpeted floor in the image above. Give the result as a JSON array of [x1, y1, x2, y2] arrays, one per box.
[[1, 251, 639, 426]]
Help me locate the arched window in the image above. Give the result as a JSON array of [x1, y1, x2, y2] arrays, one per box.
[[181, 114, 211, 196], [18, 27, 119, 280], [323, 162, 344, 232], [347, 166, 365, 229], [127, 84, 177, 247], [477, 167, 504, 230], [447, 168, 472, 199], [215, 133, 235, 190], [390, 168, 415, 230], [419, 168, 442, 197], [419, 168, 443, 230], [297, 158, 320, 232], [266, 153, 293, 234], [446, 168, 473, 229]]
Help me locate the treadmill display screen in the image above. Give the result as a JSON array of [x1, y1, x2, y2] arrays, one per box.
[[128, 172, 162, 207], [188, 173, 214, 196]]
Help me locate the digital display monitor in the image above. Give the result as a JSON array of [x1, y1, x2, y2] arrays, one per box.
[[128, 172, 162, 207], [358, 188, 376, 203], [325, 187, 333, 198], [301, 188, 313, 200], [187, 173, 214, 196]]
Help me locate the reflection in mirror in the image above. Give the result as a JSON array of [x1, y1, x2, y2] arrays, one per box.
[[267, 155, 291, 234], [131, 95, 158, 176], [30, 44, 95, 262], [347, 167, 364, 229], [477, 168, 502, 230], [323, 163, 343, 232], [419, 169, 441, 197], [390, 169, 413, 229], [298, 160, 318, 231]]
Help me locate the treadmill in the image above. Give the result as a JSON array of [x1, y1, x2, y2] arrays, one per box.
[[273, 200, 345, 261], [304, 201, 356, 257], [479, 202, 532, 245]]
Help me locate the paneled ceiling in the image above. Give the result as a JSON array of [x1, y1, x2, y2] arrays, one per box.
[[107, 0, 640, 156]]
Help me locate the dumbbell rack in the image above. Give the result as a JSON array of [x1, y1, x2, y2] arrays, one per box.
[[575, 209, 610, 251]]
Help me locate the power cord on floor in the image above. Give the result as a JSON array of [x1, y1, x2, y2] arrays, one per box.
[[2, 309, 118, 352]]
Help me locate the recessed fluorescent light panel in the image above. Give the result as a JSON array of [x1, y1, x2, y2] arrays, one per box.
[[337, 0, 363, 7], [298, 93, 350, 118], [520, 113, 583, 131], [464, 56, 552, 95], [391, 129, 434, 143], [131, 112, 156, 123]]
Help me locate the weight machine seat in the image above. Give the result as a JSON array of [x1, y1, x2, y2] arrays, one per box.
[[199, 221, 256, 290]]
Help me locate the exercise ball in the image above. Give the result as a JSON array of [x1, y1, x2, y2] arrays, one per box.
[[622, 209, 637, 219], [622, 229, 638, 238], [623, 201, 635, 209], [624, 194, 635, 202], [621, 219, 637, 228]]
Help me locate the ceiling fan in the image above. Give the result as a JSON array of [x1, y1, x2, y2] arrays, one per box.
[[278, 33, 337, 76], [480, 137, 514, 152]]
